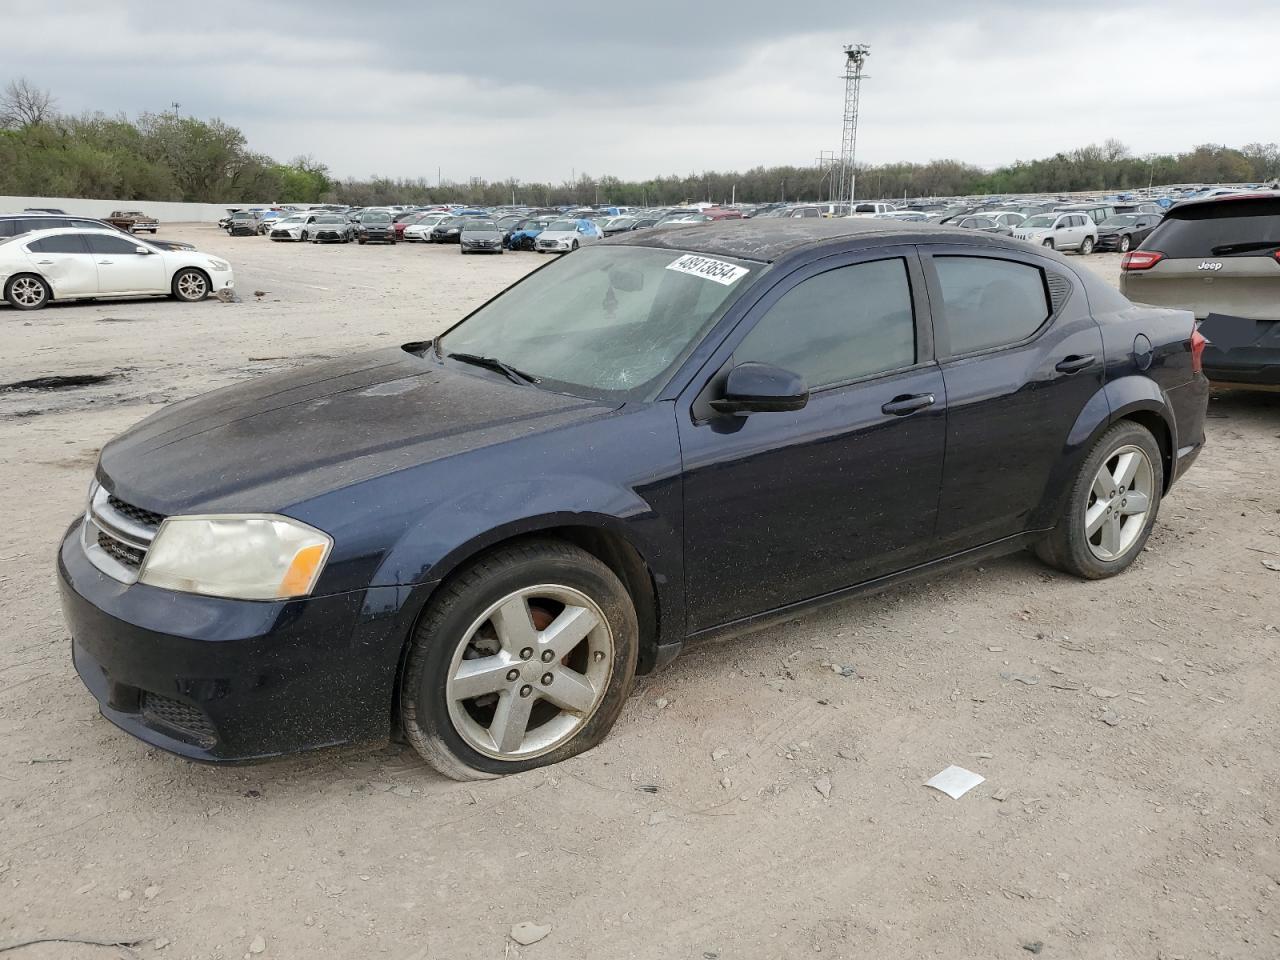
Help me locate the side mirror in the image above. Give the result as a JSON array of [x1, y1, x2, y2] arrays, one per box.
[[710, 362, 809, 415], [134, 245, 151, 255]]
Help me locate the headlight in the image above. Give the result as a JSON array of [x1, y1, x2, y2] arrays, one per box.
[[139, 515, 332, 601], [208, 259, 231, 272]]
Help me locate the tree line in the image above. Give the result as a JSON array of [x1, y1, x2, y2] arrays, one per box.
[[2, 79, 1277, 208]]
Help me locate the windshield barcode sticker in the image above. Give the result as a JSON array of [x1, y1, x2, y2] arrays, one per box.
[[666, 254, 749, 286]]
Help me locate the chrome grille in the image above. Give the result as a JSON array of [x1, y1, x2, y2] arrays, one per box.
[[82, 483, 166, 584]]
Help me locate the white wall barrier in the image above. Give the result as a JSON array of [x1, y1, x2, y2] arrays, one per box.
[[0, 196, 278, 224]]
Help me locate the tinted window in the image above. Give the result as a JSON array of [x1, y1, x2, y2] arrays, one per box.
[[28, 234, 89, 254], [735, 259, 916, 389], [1142, 200, 1280, 258], [936, 257, 1050, 355], [85, 233, 144, 254]]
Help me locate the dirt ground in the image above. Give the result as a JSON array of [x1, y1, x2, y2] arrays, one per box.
[[1, 225, 1278, 960]]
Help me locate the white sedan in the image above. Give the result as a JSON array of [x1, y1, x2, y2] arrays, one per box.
[[0, 228, 234, 310], [403, 213, 451, 241]]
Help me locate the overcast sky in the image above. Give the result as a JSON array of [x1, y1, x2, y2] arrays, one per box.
[[5, 0, 1277, 183]]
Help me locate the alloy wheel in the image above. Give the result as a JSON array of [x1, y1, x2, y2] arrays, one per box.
[[176, 271, 207, 300], [1084, 444, 1154, 561], [9, 277, 46, 307], [444, 584, 614, 760]]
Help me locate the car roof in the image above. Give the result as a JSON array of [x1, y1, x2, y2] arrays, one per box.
[[7, 226, 123, 237], [607, 217, 973, 262], [1167, 192, 1280, 213]]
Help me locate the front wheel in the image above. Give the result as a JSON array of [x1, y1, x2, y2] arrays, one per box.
[[5, 274, 51, 310], [1079, 236, 1095, 255], [571, 240, 580, 251], [1118, 235, 1132, 253], [172, 268, 210, 303], [400, 540, 639, 780], [301, 232, 309, 243], [1035, 421, 1163, 579], [1042, 239, 1055, 249]]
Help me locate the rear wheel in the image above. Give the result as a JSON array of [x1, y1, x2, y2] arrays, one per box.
[[172, 268, 210, 303], [1035, 421, 1163, 579], [1079, 236, 1095, 255], [1118, 235, 1132, 253], [5, 274, 50, 310], [400, 540, 639, 780]]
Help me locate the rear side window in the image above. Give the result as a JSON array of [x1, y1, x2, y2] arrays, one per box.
[[28, 234, 89, 254], [735, 258, 916, 388], [935, 257, 1051, 355], [1142, 200, 1280, 258]]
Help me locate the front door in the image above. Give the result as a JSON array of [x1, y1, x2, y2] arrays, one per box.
[[84, 233, 167, 294], [918, 243, 1106, 554], [23, 234, 98, 297], [677, 248, 947, 632]]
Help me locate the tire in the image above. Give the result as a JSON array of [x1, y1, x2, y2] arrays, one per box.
[[1042, 239, 1055, 249], [1079, 236, 1095, 255], [1118, 235, 1132, 253], [172, 268, 210, 303], [358, 238, 366, 245], [301, 232, 309, 243], [4, 273, 51, 310], [400, 539, 639, 780], [1035, 421, 1163, 579], [571, 240, 580, 251]]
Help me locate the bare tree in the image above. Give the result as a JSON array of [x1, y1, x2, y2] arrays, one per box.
[[0, 78, 57, 128]]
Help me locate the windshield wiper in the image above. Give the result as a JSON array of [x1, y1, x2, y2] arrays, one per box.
[[446, 352, 541, 385], [1210, 241, 1280, 256]]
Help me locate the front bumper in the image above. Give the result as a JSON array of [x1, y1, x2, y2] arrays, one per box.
[[1094, 234, 1126, 251], [58, 521, 426, 762]]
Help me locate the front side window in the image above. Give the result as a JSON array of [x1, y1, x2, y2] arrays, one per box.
[[734, 258, 916, 389], [935, 256, 1050, 355], [440, 245, 756, 400], [85, 233, 144, 255]]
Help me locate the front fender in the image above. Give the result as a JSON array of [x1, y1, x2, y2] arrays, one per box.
[[375, 474, 670, 588]]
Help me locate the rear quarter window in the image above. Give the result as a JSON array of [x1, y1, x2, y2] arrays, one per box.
[[1142, 199, 1280, 258]]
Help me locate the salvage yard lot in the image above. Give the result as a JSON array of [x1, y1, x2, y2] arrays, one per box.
[[2, 225, 1278, 959]]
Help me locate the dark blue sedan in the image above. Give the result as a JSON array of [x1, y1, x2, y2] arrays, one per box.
[[58, 219, 1209, 779]]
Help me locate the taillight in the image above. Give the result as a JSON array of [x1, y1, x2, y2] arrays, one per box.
[[1191, 328, 1208, 375], [1121, 250, 1164, 271]]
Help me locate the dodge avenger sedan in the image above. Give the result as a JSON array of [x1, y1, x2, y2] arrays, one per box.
[[58, 219, 1208, 779]]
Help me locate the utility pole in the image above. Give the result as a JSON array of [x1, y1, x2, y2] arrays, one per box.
[[836, 44, 870, 207]]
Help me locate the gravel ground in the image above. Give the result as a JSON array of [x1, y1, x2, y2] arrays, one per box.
[[1, 225, 1278, 959]]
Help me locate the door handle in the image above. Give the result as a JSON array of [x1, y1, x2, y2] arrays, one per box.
[[881, 393, 936, 416], [35, 259, 54, 265], [97, 259, 114, 264], [1055, 354, 1095, 373]]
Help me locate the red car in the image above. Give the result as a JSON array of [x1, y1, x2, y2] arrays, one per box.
[[702, 208, 744, 221], [394, 212, 430, 240]]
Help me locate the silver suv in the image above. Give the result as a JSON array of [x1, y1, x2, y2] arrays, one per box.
[[1012, 212, 1098, 254], [1120, 193, 1280, 388]]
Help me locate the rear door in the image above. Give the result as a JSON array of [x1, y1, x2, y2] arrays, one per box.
[[23, 234, 98, 296], [84, 233, 167, 294], [919, 244, 1105, 553]]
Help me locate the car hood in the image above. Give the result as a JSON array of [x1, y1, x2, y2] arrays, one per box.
[[97, 347, 617, 516], [538, 230, 578, 241]]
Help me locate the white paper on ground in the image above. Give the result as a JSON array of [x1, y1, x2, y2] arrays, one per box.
[[925, 765, 985, 799]]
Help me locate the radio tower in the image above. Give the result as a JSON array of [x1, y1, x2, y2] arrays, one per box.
[[836, 44, 870, 208]]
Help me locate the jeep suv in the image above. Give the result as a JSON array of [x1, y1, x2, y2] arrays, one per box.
[[1120, 194, 1280, 387]]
